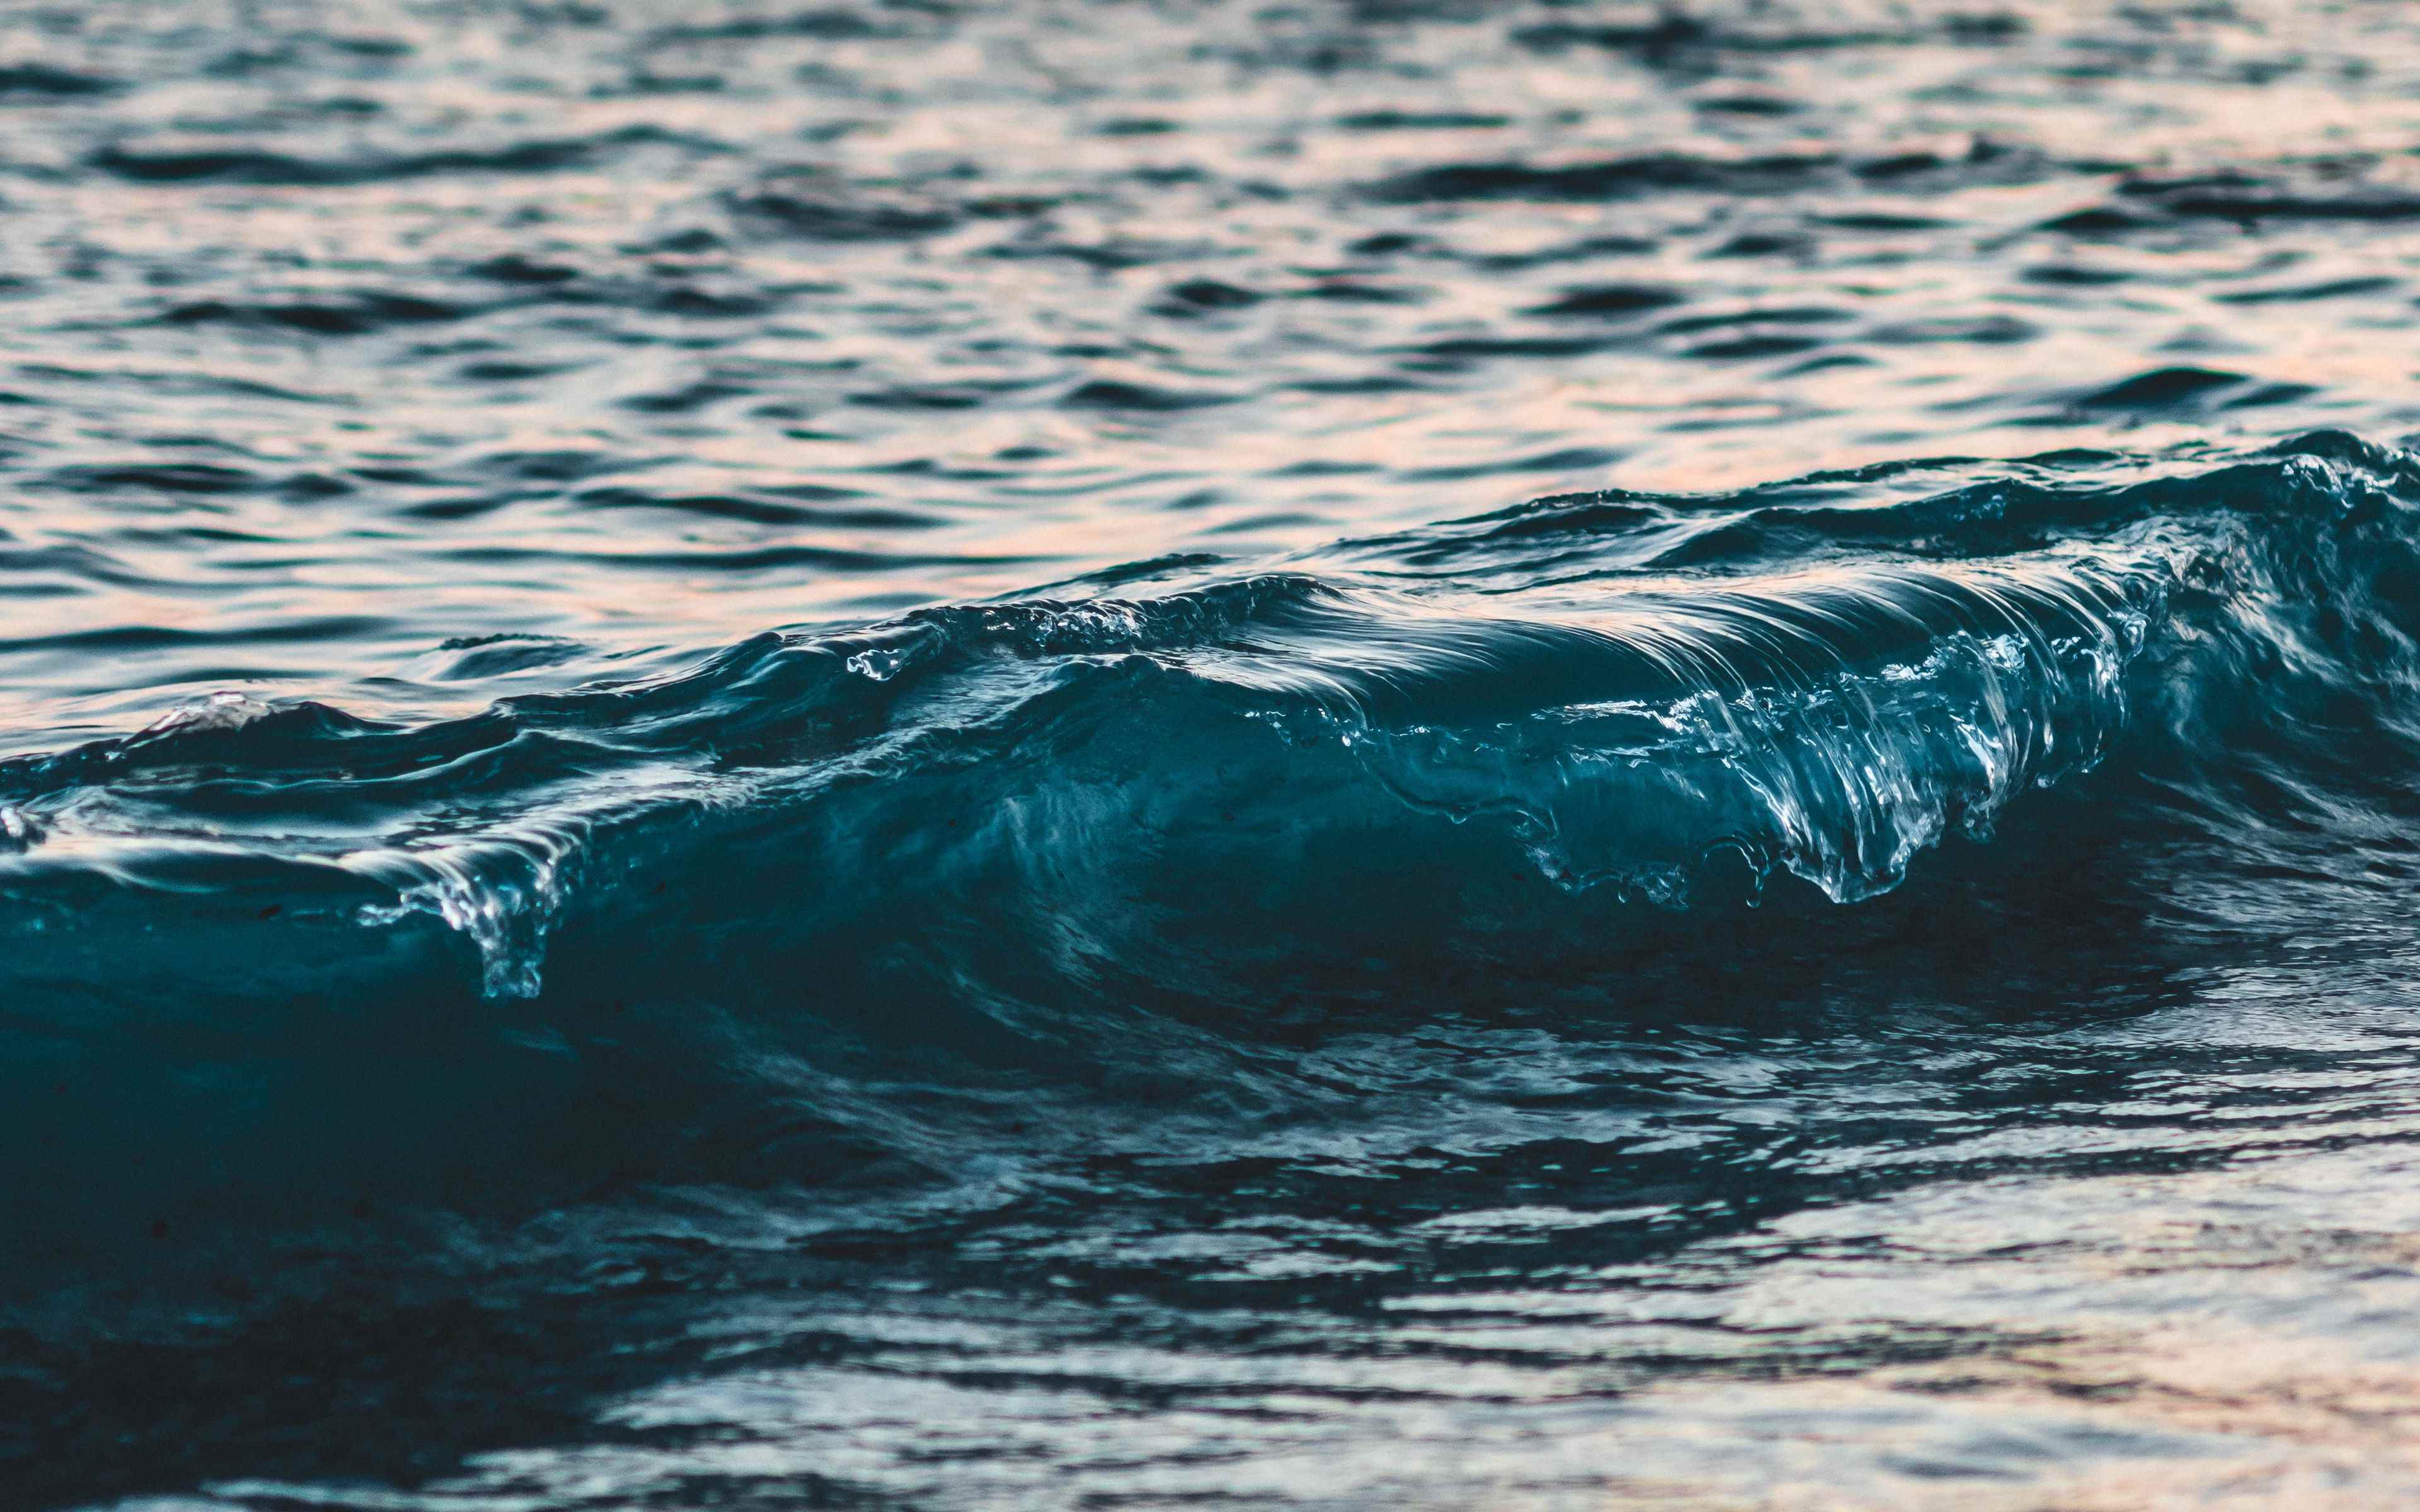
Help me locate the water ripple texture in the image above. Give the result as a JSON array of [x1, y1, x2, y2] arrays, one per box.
[[14, 2, 2420, 1509]]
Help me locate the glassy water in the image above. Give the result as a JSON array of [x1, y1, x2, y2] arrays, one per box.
[[11, 1, 2420, 1506]]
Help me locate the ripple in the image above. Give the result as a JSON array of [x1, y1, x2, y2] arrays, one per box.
[[1371, 151, 1840, 202]]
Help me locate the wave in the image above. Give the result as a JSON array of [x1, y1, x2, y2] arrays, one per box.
[[0, 562, 2150, 999], [5, 431, 2419, 1273], [6, 433, 2415, 996]]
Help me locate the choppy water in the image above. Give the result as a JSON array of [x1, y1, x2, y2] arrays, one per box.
[[13, 1, 2420, 1506]]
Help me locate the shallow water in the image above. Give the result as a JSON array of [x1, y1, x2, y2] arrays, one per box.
[[12, 0, 2420, 1506]]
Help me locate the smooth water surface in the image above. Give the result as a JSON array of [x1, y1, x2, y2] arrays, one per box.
[[11, 1, 2420, 1506]]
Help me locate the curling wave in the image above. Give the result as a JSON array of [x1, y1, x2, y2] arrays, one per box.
[[5, 431, 2420, 1270], [0, 558, 2160, 1000]]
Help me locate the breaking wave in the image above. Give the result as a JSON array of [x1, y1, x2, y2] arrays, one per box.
[[6, 430, 2419, 1278]]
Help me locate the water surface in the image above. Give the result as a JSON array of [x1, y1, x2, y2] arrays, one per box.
[[12, 1, 2420, 1506]]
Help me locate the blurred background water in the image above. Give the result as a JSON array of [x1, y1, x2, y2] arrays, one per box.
[[12, 1, 2420, 1506]]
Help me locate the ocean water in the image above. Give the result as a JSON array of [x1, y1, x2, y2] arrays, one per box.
[[11, 0, 2420, 1505]]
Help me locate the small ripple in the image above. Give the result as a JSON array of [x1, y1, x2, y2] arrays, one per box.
[[1524, 284, 1689, 319], [1156, 278, 1264, 315], [650, 7, 908, 43], [88, 126, 715, 187], [430, 635, 592, 680], [2122, 173, 2420, 224], [463, 254, 583, 287], [2215, 276, 2401, 305], [1410, 333, 1617, 363], [0, 64, 120, 98], [2076, 367, 2248, 412], [729, 176, 961, 241], [1867, 315, 2038, 345], [1061, 379, 1240, 412], [570, 486, 934, 531], [1371, 152, 1838, 203], [157, 293, 468, 337], [46, 462, 262, 496], [1333, 110, 1511, 131]]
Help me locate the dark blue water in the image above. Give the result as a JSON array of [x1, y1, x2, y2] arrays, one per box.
[[14, 1, 2420, 1506]]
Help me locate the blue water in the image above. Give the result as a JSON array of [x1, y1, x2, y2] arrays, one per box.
[[14, 1, 2420, 1506]]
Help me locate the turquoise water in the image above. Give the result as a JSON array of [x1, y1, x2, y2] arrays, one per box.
[[14, 2, 2420, 1506]]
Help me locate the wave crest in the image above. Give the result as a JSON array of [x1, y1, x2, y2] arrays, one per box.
[[1, 433, 2412, 1004]]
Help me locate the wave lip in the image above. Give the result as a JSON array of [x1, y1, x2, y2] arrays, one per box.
[[1236, 558, 2158, 908]]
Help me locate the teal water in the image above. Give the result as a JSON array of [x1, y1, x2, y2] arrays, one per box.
[[14, 2, 2420, 1507]]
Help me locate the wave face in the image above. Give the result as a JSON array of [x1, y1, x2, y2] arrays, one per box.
[[3, 432, 2415, 1242], [0, 554, 2150, 998]]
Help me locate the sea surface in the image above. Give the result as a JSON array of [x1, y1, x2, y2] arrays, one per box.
[[10, 0, 2420, 1506]]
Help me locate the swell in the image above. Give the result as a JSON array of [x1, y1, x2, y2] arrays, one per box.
[[7, 432, 2414, 1000], [4, 432, 2418, 1274], [0, 560, 2153, 999]]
